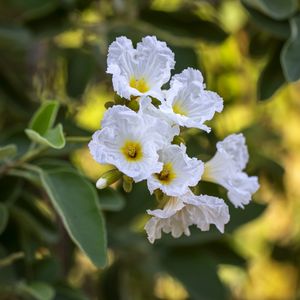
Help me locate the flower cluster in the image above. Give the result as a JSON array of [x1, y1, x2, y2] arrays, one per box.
[[89, 36, 259, 243]]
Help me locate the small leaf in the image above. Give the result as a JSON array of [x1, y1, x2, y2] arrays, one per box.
[[40, 169, 107, 267], [20, 281, 55, 300], [0, 203, 9, 235], [0, 144, 17, 161], [29, 101, 59, 135], [98, 188, 125, 212], [258, 44, 286, 100], [281, 15, 300, 82], [25, 124, 65, 149]]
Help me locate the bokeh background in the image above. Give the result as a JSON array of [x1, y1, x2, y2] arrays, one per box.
[[1, 0, 300, 299]]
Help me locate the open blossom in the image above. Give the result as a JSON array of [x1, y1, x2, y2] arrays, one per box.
[[145, 190, 230, 243], [147, 144, 203, 196], [159, 68, 223, 132], [88, 105, 179, 182], [202, 134, 259, 208], [107, 36, 175, 100]]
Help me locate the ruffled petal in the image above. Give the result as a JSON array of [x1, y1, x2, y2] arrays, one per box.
[[216, 133, 249, 170], [89, 105, 177, 182], [107, 36, 175, 100], [144, 190, 229, 243], [160, 68, 223, 131], [203, 133, 259, 208]]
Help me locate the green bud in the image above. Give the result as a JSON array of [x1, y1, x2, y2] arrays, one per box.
[[172, 135, 185, 145], [104, 101, 115, 109], [96, 169, 122, 189], [122, 175, 133, 193], [126, 99, 139, 112]]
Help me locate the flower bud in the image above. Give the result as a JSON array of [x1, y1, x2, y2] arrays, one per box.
[[96, 169, 122, 189], [122, 175, 133, 193]]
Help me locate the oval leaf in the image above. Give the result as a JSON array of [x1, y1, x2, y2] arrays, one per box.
[[40, 169, 107, 267], [281, 16, 300, 82]]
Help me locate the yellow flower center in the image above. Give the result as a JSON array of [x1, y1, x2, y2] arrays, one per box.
[[156, 162, 176, 185], [129, 77, 149, 93], [121, 141, 143, 162], [172, 103, 188, 116]]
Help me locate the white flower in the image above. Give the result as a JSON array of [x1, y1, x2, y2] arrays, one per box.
[[107, 36, 175, 100], [147, 144, 203, 196], [202, 133, 259, 208], [159, 68, 223, 132], [145, 190, 229, 243], [88, 105, 179, 182]]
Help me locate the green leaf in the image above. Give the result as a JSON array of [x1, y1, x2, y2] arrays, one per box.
[[281, 15, 300, 82], [162, 249, 227, 300], [29, 101, 59, 135], [226, 202, 266, 232], [40, 169, 107, 267], [242, 3, 290, 39], [98, 188, 125, 212], [242, 0, 297, 20], [20, 281, 55, 300], [258, 44, 286, 100], [139, 9, 228, 44], [0, 144, 17, 161], [25, 124, 65, 149], [0, 204, 9, 235], [65, 48, 97, 99]]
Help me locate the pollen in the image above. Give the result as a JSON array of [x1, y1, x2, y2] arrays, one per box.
[[156, 162, 176, 185], [121, 140, 143, 162], [172, 103, 188, 116], [129, 77, 149, 93]]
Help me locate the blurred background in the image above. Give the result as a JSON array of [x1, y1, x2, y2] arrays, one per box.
[[1, 0, 300, 299]]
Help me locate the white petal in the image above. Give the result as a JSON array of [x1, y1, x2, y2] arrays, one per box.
[[226, 174, 260, 208], [147, 197, 185, 219], [182, 193, 230, 233], [216, 133, 249, 170], [107, 36, 134, 66]]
